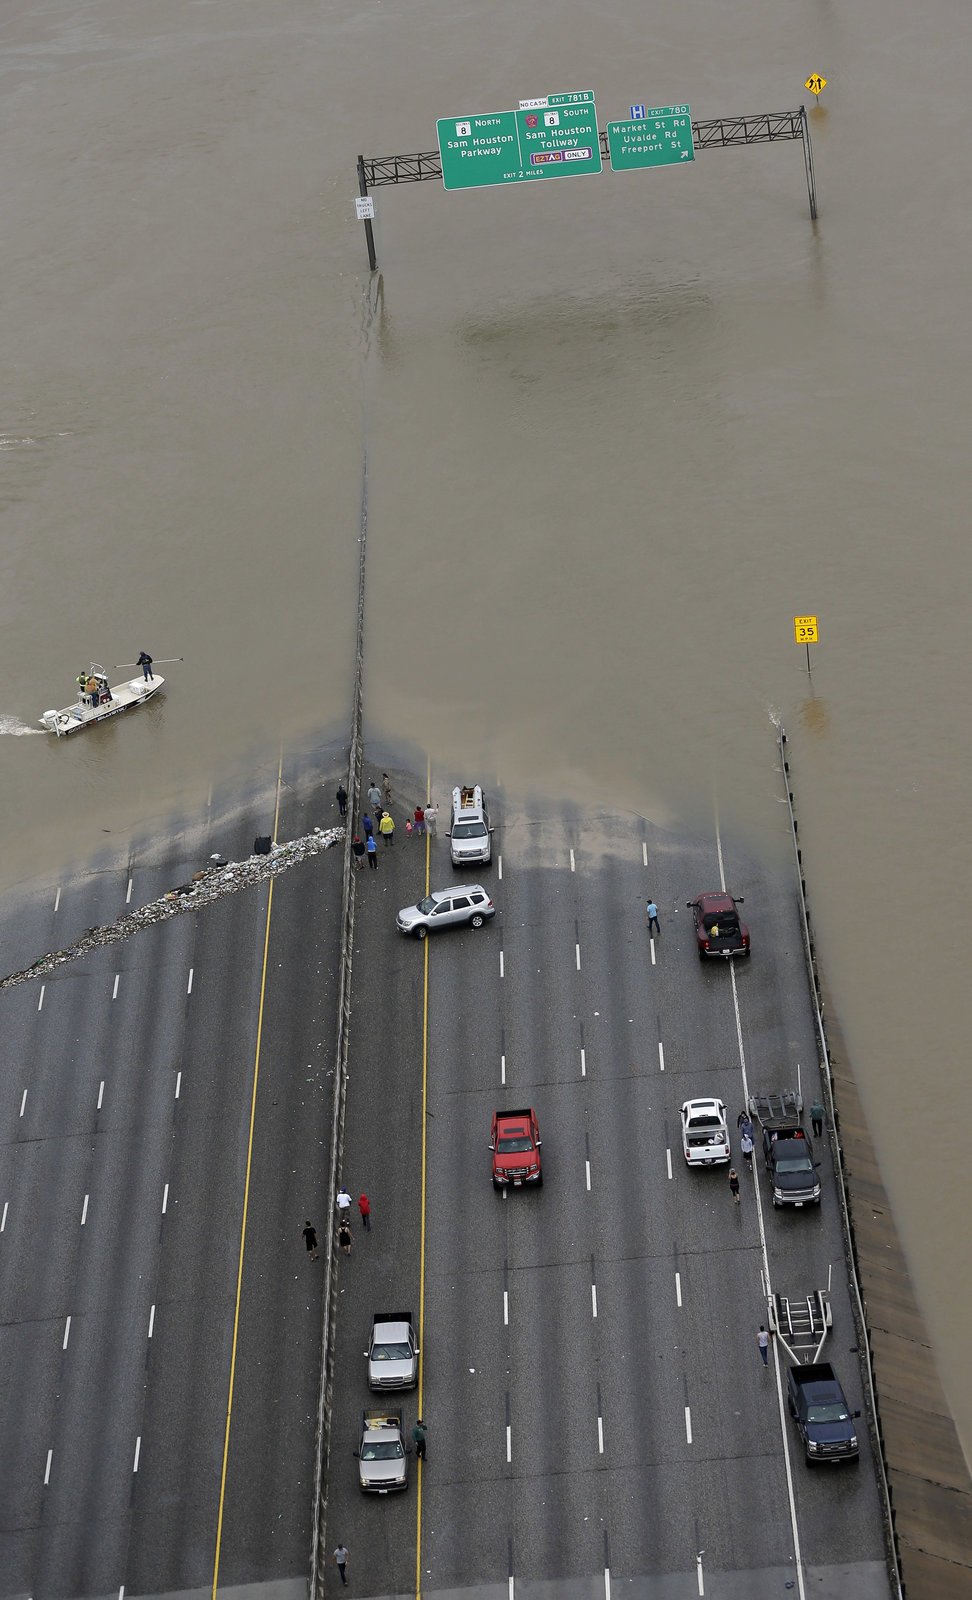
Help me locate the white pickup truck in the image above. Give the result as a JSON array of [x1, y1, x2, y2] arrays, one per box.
[[681, 1098, 731, 1165]]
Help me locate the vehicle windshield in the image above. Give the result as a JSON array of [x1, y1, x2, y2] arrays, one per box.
[[453, 820, 487, 838], [361, 1440, 404, 1460], [417, 895, 438, 914], [776, 1155, 813, 1173], [688, 1117, 720, 1129], [497, 1135, 533, 1153], [807, 1402, 849, 1423], [372, 1342, 411, 1361]]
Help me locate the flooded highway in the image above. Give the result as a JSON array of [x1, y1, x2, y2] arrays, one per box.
[[2, 0, 972, 1481]]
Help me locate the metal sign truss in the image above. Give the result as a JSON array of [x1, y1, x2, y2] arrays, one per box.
[[356, 106, 817, 268]]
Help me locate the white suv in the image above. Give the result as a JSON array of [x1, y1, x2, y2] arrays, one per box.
[[449, 784, 492, 867], [681, 1099, 731, 1165]]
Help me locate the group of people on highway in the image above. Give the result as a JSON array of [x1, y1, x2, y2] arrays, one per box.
[[336, 774, 438, 871]]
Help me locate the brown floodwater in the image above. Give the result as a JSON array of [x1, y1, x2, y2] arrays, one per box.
[[2, 0, 971, 1462]]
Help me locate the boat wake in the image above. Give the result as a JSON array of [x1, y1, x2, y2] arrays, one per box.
[[0, 715, 43, 736]]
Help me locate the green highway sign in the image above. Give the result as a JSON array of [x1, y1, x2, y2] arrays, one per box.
[[607, 105, 695, 171], [436, 92, 602, 190]]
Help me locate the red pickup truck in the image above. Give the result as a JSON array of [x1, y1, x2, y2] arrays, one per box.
[[489, 1108, 543, 1190]]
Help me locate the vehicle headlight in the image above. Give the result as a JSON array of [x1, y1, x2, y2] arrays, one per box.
[[849, 1434, 858, 1448], [812, 1185, 821, 1198], [774, 1187, 784, 1200], [807, 1439, 820, 1453]]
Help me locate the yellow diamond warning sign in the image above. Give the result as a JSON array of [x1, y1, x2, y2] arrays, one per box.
[[804, 74, 828, 97]]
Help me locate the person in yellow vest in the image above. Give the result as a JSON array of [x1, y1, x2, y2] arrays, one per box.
[[378, 811, 396, 848]]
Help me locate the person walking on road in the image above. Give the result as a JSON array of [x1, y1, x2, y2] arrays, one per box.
[[810, 1099, 825, 1138], [379, 811, 396, 847], [729, 1168, 741, 1204], [367, 780, 382, 810], [382, 772, 393, 805], [362, 813, 374, 839], [413, 805, 426, 837], [333, 1544, 349, 1586], [757, 1325, 771, 1367], [366, 834, 378, 870], [335, 783, 348, 817], [336, 1186, 352, 1218], [737, 1111, 753, 1136], [646, 900, 660, 935], [302, 1221, 319, 1261], [338, 1221, 353, 1255], [740, 1129, 754, 1167], [358, 1193, 371, 1231], [424, 801, 437, 836], [352, 834, 365, 870], [412, 1418, 427, 1460]]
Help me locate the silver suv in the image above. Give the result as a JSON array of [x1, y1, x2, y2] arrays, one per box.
[[396, 884, 495, 939], [449, 784, 492, 867]]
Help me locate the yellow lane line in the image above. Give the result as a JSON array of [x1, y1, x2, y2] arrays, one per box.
[[415, 756, 432, 1598], [211, 751, 284, 1600]]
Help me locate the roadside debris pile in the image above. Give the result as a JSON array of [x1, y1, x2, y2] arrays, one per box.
[[0, 825, 345, 991]]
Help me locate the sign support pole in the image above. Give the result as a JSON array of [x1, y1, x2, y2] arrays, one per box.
[[357, 156, 378, 271], [800, 106, 818, 220], [806, 643, 812, 677]]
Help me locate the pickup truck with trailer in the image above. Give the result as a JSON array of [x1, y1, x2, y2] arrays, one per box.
[[354, 1408, 409, 1493], [366, 1311, 419, 1390], [448, 784, 493, 867], [749, 1090, 821, 1207], [786, 1363, 861, 1464], [489, 1107, 542, 1189]]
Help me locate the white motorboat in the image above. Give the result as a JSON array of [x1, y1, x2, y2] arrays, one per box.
[[41, 664, 164, 736]]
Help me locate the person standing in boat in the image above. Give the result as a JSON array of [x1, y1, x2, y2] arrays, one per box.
[[137, 651, 154, 681]]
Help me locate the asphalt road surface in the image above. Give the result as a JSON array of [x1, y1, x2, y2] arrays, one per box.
[[0, 737, 893, 1600], [0, 740, 346, 1600], [326, 767, 893, 1600]]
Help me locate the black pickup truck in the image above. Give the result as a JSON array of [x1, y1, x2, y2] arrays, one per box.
[[750, 1091, 821, 1207], [787, 1363, 861, 1464]]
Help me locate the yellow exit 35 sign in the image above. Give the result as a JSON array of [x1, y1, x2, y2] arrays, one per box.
[[794, 616, 819, 644], [805, 74, 827, 97]]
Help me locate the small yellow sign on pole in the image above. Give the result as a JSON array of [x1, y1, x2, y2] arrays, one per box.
[[804, 74, 828, 98], [794, 615, 819, 677]]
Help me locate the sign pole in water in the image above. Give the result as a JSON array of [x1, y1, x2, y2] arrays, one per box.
[[357, 155, 377, 271], [804, 74, 828, 101], [793, 615, 819, 676]]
